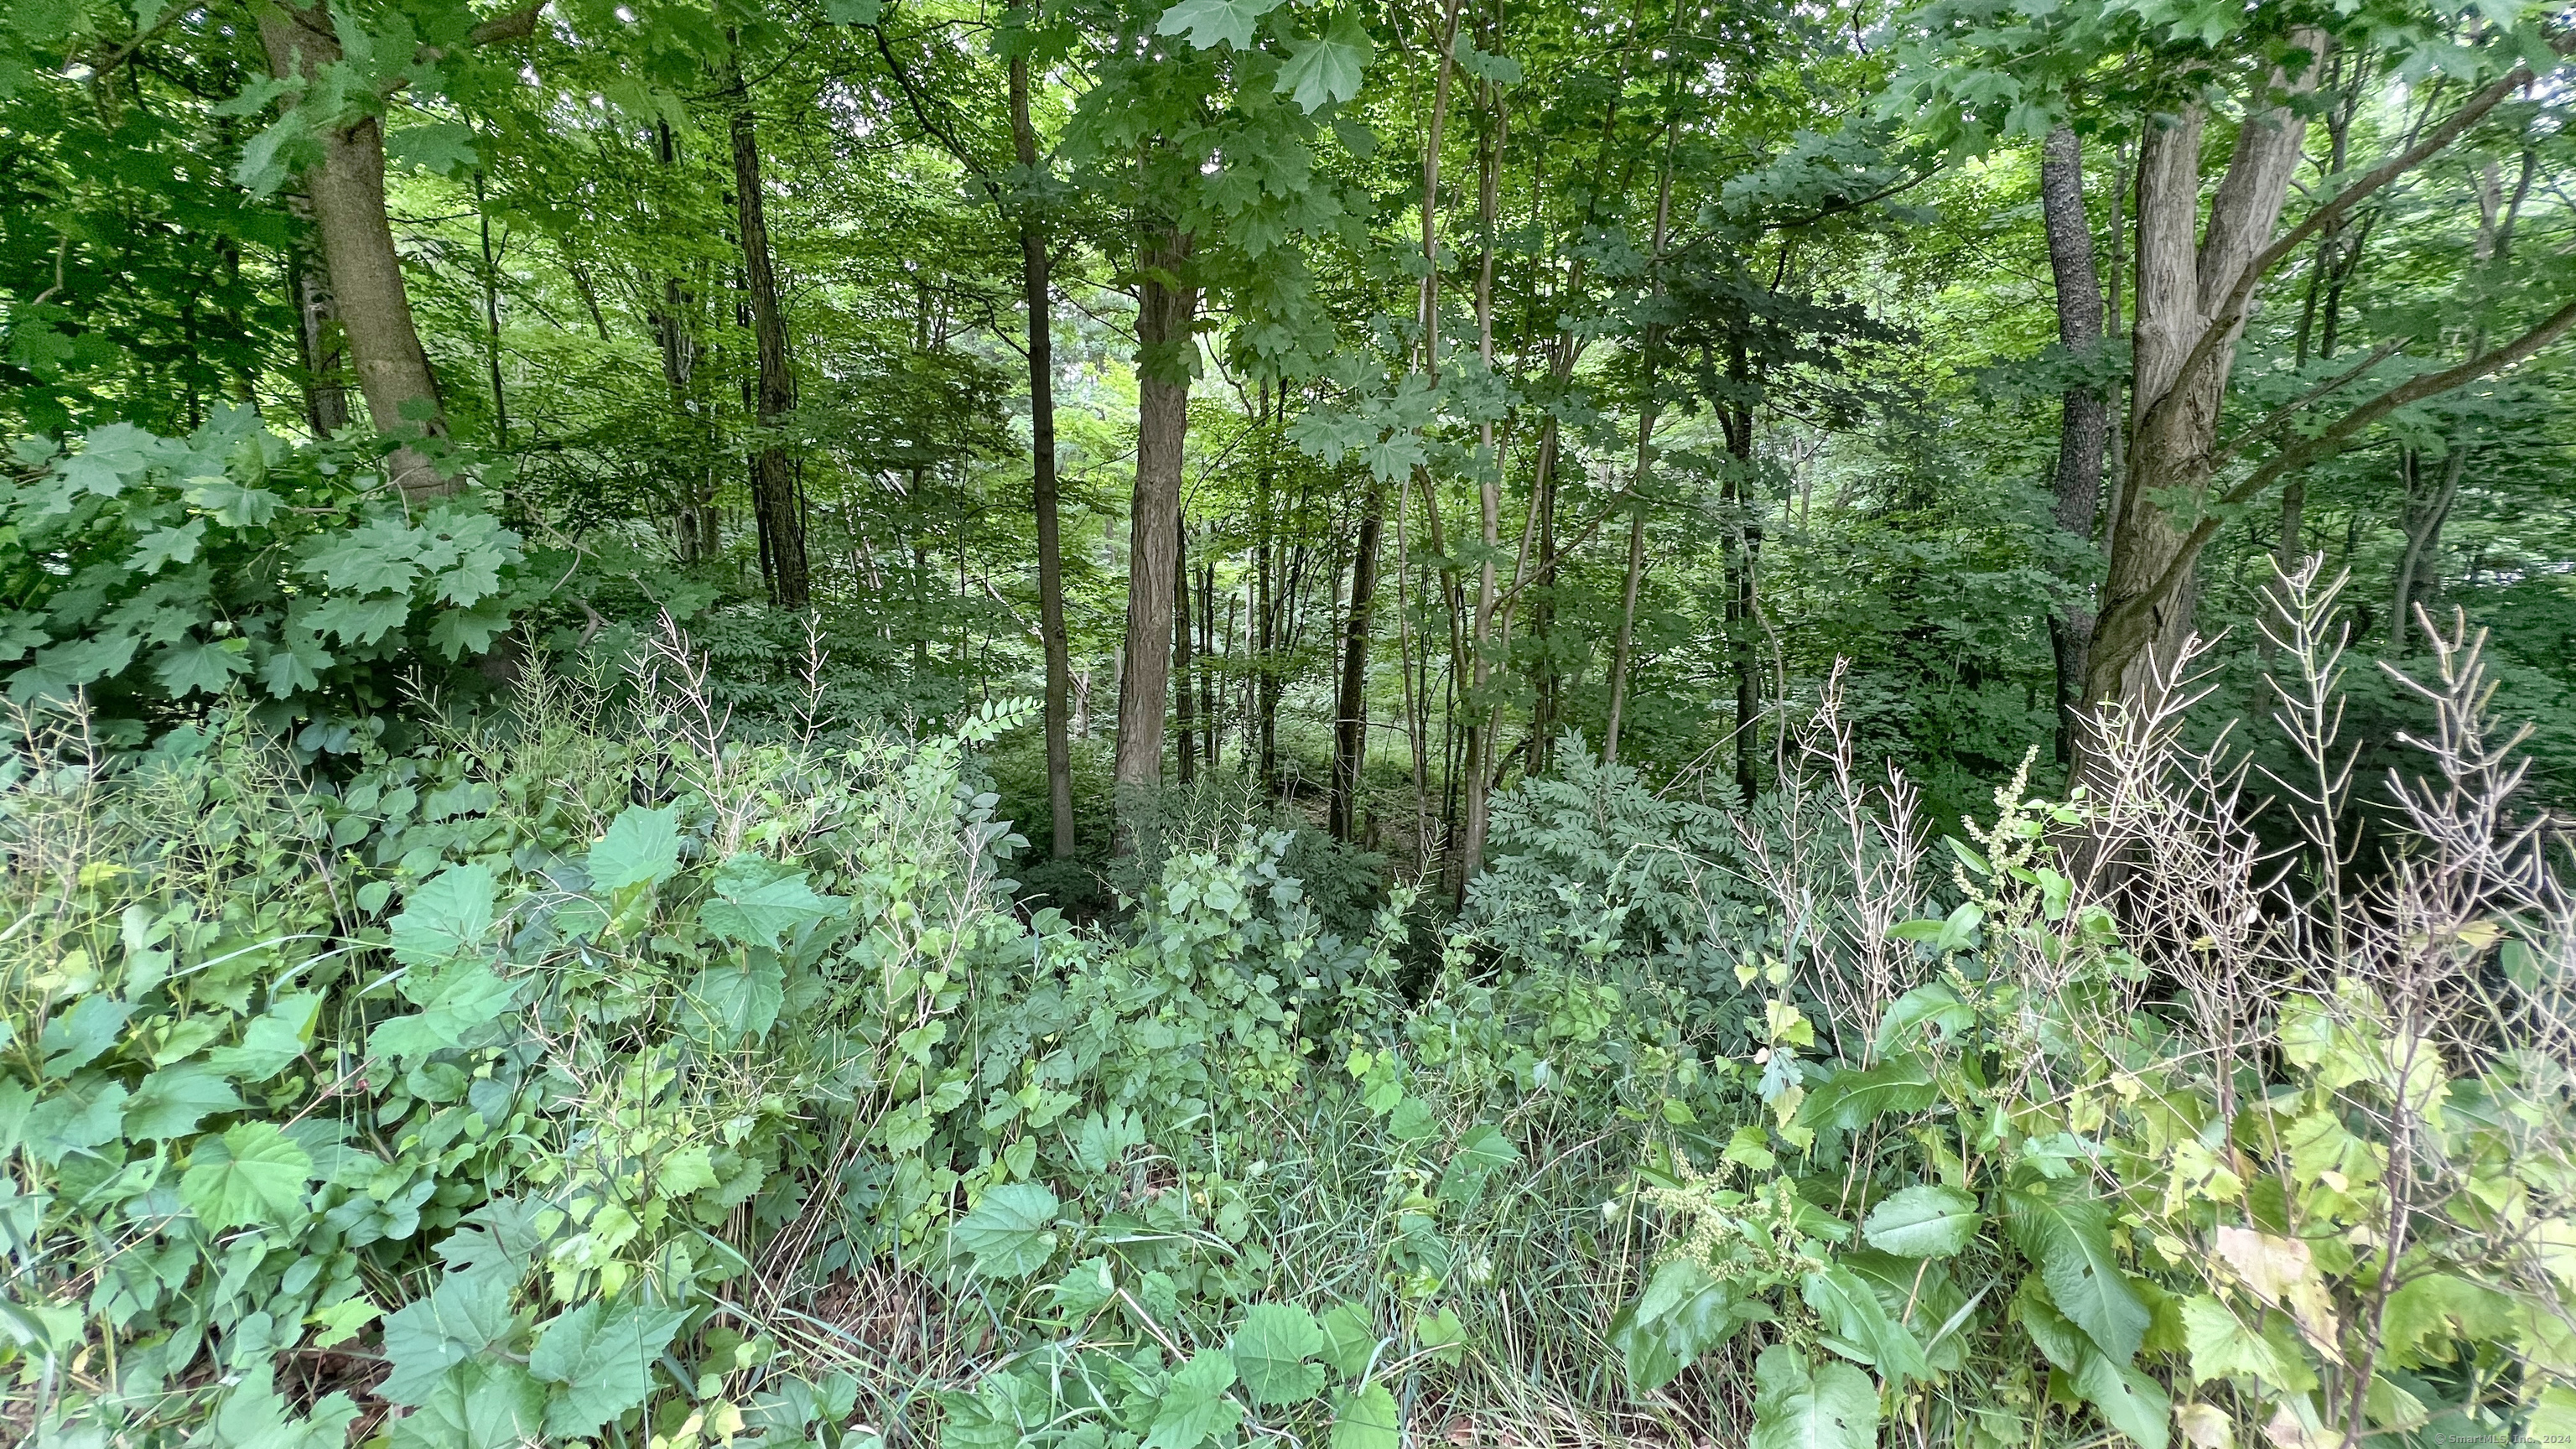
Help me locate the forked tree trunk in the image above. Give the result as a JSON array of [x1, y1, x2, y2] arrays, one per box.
[[257, 4, 448, 499], [2086, 43, 2321, 713], [2038, 126, 2107, 766], [1113, 229, 1198, 849], [727, 55, 809, 610]]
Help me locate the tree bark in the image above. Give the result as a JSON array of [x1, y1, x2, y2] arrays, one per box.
[[2038, 126, 2107, 766], [285, 205, 350, 436], [257, 4, 448, 499], [1008, 39, 1078, 859], [1113, 228, 1197, 848], [1175, 522, 1197, 784], [727, 55, 809, 610], [1602, 118, 1677, 767], [2086, 42, 2321, 713], [474, 171, 508, 449], [1332, 487, 1384, 841]]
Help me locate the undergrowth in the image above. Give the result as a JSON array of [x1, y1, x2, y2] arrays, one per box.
[[3, 579, 2573, 1449]]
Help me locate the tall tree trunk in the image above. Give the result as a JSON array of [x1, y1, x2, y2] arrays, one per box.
[[1202, 561, 1219, 769], [2038, 126, 2107, 766], [1603, 121, 1678, 766], [1010, 34, 1078, 860], [1114, 228, 1198, 848], [286, 206, 350, 436], [474, 171, 509, 450], [257, 3, 448, 498], [647, 120, 716, 564], [1452, 78, 1507, 892], [2087, 39, 2327, 712], [728, 54, 809, 610], [1175, 522, 1197, 784], [1722, 372, 1759, 802], [1332, 487, 1384, 841]]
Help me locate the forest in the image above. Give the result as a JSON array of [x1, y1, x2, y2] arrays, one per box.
[[6, 0, 2576, 1445]]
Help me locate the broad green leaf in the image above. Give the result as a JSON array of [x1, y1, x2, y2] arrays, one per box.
[[205, 1364, 358, 1449], [1329, 1381, 1400, 1449], [530, 1300, 692, 1438], [1435, 1122, 1519, 1209], [124, 1062, 243, 1139], [587, 805, 683, 892], [208, 991, 322, 1081], [2177, 1294, 2318, 1394], [2379, 1273, 2514, 1370], [954, 1182, 1060, 1279], [380, 1265, 519, 1405], [2072, 1352, 2172, 1449], [1231, 1302, 1327, 1405], [1154, 0, 1281, 49], [1749, 1343, 1880, 1449], [384, 121, 478, 175], [1274, 13, 1371, 111], [153, 639, 250, 698], [392, 1357, 546, 1449], [39, 994, 131, 1075], [128, 517, 206, 573], [1317, 1301, 1378, 1378], [1872, 983, 1977, 1052], [698, 855, 843, 948], [2004, 1189, 2148, 1364], [391, 865, 496, 966], [1145, 1349, 1243, 1449], [679, 956, 786, 1041], [370, 962, 523, 1063], [180, 1122, 314, 1231], [1862, 1184, 1981, 1258], [1800, 1056, 1938, 1132], [655, 1145, 719, 1198], [1612, 1257, 1744, 1392], [1803, 1264, 1931, 1384]]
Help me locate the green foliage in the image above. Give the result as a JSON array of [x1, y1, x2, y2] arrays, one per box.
[[0, 412, 522, 745]]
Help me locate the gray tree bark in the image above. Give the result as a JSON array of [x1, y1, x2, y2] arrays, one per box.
[[2038, 126, 2107, 766]]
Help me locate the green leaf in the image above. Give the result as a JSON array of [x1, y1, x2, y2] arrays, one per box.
[[1154, 0, 1281, 49], [954, 1183, 1060, 1280], [530, 1301, 692, 1439], [679, 955, 786, 1042], [1317, 1301, 1378, 1378], [1145, 1349, 1243, 1449], [1749, 1343, 1881, 1449], [392, 1357, 546, 1449], [129, 517, 206, 573], [380, 1265, 519, 1405], [588, 805, 683, 892], [1803, 1263, 1931, 1385], [2072, 1352, 2172, 1449], [823, 0, 880, 19], [39, 993, 131, 1075], [1274, 13, 1372, 111], [1328, 1381, 1400, 1449], [2179, 1293, 2318, 1394], [205, 1364, 359, 1449], [1872, 983, 1976, 1052], [391, 865, 497, 966], [370, 962, 523, 1063], [180, 1122, 314, 1231], [1862, 1184, 1981, 1258], [1231, 1302, 1327, 1405], [1435, 1122, 1519, 1209], [1612, 1257, 1745, 1392], [1799, 1055, 1938, 1132], [2004, 1190, 2148, 1365], [655, 1145, 719, 1198], [383, 122, 479, 176], [698, 855, 843, 948], [208, 991, 322, 1081], [124, 1062, 244, 1139], [153, 639, 250, 699]]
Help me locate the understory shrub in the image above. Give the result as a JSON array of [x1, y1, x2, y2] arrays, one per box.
[[4, 589, 2572, 1449]]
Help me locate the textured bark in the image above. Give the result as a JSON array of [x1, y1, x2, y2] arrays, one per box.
[[645, 120, 718, 564], [2038, 127, 2107, 766], [1603, 122, 1676, 767], [286, 211, 349, 435], [1113, 230, 1198, 844], [2087, 41, 2321, 711], [1452, 76, 1506, 892], [1174, 522, 1196, 785], [1332, 492, 1383, 842], [257, 4, 447, 498], [1010, 52, 1077, 858], [727, 65, 809, 610]]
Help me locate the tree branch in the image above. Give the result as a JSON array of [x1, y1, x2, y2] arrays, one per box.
[[2105, 294, 2576, 654]]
